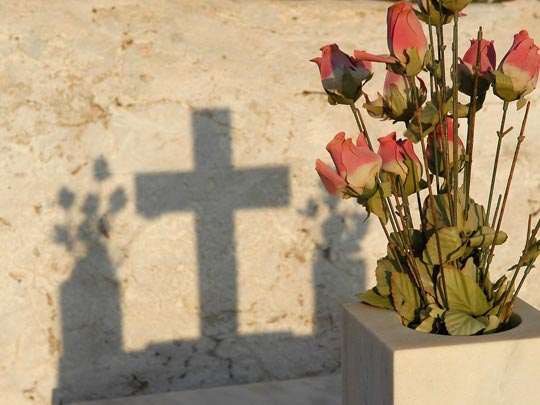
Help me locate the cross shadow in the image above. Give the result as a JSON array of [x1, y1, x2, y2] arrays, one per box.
[[52, 109, 368, 404]]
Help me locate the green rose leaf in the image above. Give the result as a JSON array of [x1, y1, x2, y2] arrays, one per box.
[[468, 226, 508, 249], [424, 192, 466, 232], [492, 70, 520, 102], [356, 288, 394, 311], [464, 199, 487, 234], [365, 190, 389, 224], [415, 316, 435, 333], [363, 94, 385, 119], [423, 227, 467, 265], [375, 259, 398, 297], [401, 158, 427, 197], [445, 310, 485, 336], [414, 258, 435, 296], [461, 257, 477, 281], [438, 265, 490, 316], [481, 315, 501, 334], [391, 272, 421, 324]]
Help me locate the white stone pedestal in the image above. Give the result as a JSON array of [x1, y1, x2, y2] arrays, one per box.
[[74, 375, 341, 405], [342, 298, 540, 405]]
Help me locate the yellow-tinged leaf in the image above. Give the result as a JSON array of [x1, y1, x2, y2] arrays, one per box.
[[464, 199, 487, 234], [356, 288, 394, 310], [437, 265, 490, 316], [414, 258, 435, 296], [391, 272, 421, 323], [425, 192, 466, 232], [423, 227, 467, 265], [461, 257, 477, 281], [366, 191, 388, 224], [493, 70, 520, 102], [375, 259, 396, 297], [415, 316, 435, 333], [428, 304, 445, 318], [445, 310, 485, 336], [468, 226, 508, 248], [483, 315, 501, 334]]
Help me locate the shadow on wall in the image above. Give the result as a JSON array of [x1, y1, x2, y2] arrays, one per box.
[[52, 109, 368, 404]]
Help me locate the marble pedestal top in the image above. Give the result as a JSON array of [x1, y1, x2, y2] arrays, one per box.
[[74, 375, 341, 405]]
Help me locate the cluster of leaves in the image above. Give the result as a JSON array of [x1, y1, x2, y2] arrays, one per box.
[[358, 189, 517, 335]]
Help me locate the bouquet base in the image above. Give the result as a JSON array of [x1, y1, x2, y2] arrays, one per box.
[[342, 298, 540, 405]]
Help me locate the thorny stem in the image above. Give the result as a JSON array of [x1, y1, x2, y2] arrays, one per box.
[[350, 104, 408, 255], [410, 77, 448, 307], [499, 216, 540, 314], [391, 178, 428, 304], [464, 28, 484, 215], [490, 195, 502, 229], [486, 101, 509, 221], [451, 11, 460, 227], [435, 3, 456, 224], [509, 263, 534, 306], [485, 102, 531, 280], [350, 104, 373, 149]]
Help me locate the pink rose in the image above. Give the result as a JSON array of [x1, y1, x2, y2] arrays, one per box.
[[494, 30, 540, 101], [458, 39, 496, 96], [352, 2, 428, 77], [311, 44, 373, 105], [377, 132, 423, 195], [426, 117, 465, 176], [364, 71, 427, 122], [461, 39, 496, 76], [316, 132, 381, 199], [378, 132, 408, 178], [387, 2, 428, 76]]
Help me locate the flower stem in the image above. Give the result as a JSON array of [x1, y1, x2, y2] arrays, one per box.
[[464, 28, 484, 215], [410, 77, 448, 306], [391, 178, 428, 303], [350, 104, 408, 253], [485, 101, 509, 221], [451, 11, 460, 227], [485, 102, 530, 279]]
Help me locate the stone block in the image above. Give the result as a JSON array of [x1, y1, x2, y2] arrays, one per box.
[[342, 298, 540, 405]]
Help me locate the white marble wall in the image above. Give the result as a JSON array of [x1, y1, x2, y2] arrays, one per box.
[[1, 1, 539, 404]]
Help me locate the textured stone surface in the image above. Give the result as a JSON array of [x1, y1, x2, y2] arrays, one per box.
[[0, 1, 539, 404]]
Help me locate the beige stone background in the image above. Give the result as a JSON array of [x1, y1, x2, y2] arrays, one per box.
[[1, 1, 540, 404]]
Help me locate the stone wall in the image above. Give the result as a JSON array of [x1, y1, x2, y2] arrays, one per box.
[[1, 1, 539, 404]]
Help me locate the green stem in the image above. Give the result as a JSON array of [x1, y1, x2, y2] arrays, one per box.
[[410, 78, 448, 307], [485, 103, 530, 279], [486, 101, 509, 221], [391, 178, 428, 304], [350, 104, 407, 253], [464, 28, 484, 216], [451, 11, 460, 227]]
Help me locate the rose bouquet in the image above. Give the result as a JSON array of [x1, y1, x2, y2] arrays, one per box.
[[312, 0, 540, 335]]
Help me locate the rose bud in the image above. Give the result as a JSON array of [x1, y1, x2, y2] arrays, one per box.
[[311, 44, 373, 105], [316, 132, 381, 199], [493, 30, 540, 102], [441, 0, 472, 12], [352, 3, 428, 77], [364, 71, 427, 122], [377, 132, 424, 196], [387, 2, 428, 76], [426, 117, 465, 176], [458, 39, 496, 97], [416, 0, 455, 26]]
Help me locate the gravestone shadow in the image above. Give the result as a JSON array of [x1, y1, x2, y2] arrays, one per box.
[[52, 109, 368, 404]]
